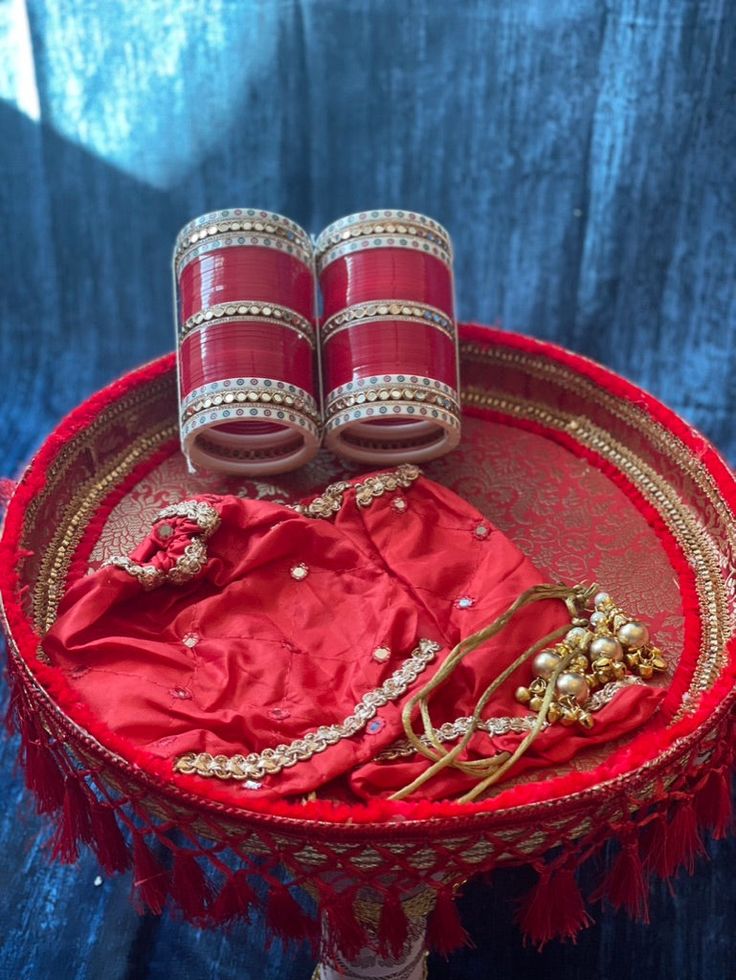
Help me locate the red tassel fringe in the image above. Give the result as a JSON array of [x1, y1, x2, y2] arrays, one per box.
[[378, 891, 409, 960], [171, 850, 213, 924], [266, 884, 311, 946], [49, 778, 93, 864], [20, 723, 67, 815], [695, 768, 733, 840], [323, 895, 368, 962], [132, 834, 169, 915], [640, 813, 671, 881], [661, 803, 705, 877], [88, 803, 131, 874], [595, 840, 650, 923], [427, 887, 471, 957], [211, 869, 258, 925], [517, 867, 592, 949]]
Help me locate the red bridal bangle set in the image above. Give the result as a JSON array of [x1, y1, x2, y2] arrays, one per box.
[[174, 208, 460, 475]]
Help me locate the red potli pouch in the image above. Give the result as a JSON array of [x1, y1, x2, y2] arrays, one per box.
[[41, 466, 666, 804]]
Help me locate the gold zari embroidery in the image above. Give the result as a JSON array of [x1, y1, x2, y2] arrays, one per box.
[[102, 500, 220, 589], [173, 638, 440, 782]]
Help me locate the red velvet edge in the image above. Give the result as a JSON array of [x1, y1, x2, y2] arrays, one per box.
[[1, 332, 735, 834]]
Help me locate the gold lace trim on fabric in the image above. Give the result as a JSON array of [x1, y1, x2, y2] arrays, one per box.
[[102, 499, 220, 590], [292, 463, 420, 519], [173, 638, 440, 782], [374, 677, 645, 761], [101, 465, 420, 589]]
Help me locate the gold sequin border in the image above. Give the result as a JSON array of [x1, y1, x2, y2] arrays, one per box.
[[292, 463, 421, 518], [102, 500, 221, 590]]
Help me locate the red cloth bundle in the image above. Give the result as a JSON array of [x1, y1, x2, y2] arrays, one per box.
[[42, 467, 664, 802]]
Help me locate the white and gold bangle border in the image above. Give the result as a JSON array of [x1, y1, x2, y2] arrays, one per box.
[[324, 399, 462, 435], [175, 208, 311, 258], [181, 377, 320, 424], [325, 374, 459, 414], [316, 233, 452, 275], [181, 404, 320, 442], [320, 300, 455, 344], [316, 209, 452, 257], [175, 230, 314, 277], [179, 301, 316, 347]]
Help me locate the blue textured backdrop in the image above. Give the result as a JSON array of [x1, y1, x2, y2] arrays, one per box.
[[1, 2, 734, 978]]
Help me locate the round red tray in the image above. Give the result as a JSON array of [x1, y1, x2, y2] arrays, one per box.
[[2, 325, 735, 977]]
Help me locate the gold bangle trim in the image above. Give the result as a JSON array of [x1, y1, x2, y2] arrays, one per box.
[[180, 301, 315, 346]]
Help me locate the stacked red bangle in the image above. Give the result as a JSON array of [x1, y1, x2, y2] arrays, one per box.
[[315, 210, 460, 464], [174, 208, 320, 475]]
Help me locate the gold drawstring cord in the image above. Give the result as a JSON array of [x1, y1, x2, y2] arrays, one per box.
[[388, 582, 597, 803]]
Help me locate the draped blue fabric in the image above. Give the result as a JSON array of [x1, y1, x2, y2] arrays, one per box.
[[0, 2, 734, 977]]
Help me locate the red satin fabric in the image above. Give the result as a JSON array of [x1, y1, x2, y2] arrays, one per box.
[[320, 250, 453, 319], [42, 472, 664, 802], [178, 248, 314, 322], [323, 322, 458, 390], [179, 324, 315, 396]]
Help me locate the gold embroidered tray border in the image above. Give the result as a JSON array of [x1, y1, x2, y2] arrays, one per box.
[[27, 375, 178, 634], [465, 388, 727, 712], [462, 344, 736, 563], [463, 375, 731, 717], [173, 639, 441, 782]]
